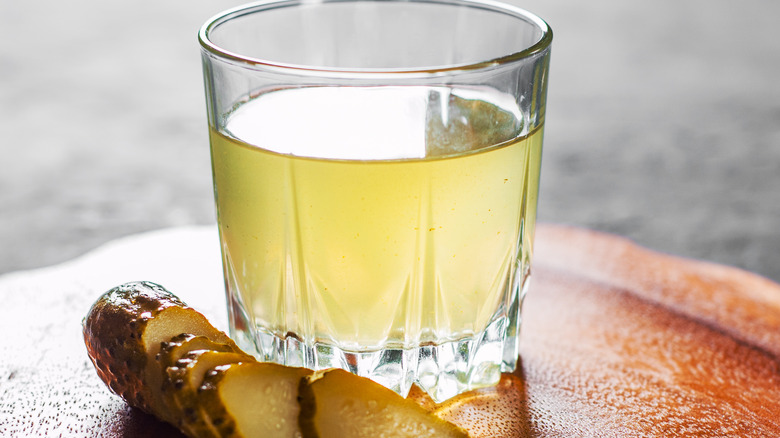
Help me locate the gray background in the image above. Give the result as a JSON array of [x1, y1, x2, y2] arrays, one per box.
[[1, 0, 778, 282]]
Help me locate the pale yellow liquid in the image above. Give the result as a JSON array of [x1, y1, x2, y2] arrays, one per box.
[[210, 86, 542, 351]]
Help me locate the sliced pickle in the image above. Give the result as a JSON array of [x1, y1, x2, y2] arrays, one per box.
[[299, 369, 468, 438], [82, 281, 237, 424], [164, 350, 255, 437], [198, 361, 312, 438], [157, 333, 241, 374]]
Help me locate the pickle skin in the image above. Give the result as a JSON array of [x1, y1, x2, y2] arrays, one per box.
[[82, 281, 236, 425]]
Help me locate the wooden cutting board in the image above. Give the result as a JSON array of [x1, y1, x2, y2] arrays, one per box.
[[1, 224, 778, 437]]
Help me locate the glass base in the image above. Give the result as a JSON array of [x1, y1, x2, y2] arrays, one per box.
[[227, 272, 530, 403]]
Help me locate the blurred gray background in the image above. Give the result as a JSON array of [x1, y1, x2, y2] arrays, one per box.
[[1, 0, 778, 281]]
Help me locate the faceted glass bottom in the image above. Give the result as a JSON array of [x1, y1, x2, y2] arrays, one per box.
[[227, 270, 530, 403]]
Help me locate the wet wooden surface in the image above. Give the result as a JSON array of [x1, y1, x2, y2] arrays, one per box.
[[2, 0, 780, 284], [1, 225, 778, 437]]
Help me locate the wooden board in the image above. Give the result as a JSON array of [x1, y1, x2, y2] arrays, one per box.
[[1, 225, 778, 437]]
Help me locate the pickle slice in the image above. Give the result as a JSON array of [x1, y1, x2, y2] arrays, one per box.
[[299, 369, 468, 438], [198, 362, 312, 438], [157, 333, 241, 375], [164, 350, 255, 437]]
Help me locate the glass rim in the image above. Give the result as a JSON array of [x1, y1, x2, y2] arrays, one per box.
[[198, 0, 552, 78]]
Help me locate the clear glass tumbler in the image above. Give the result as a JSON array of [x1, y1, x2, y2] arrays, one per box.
[[199, 0, 551, 402]]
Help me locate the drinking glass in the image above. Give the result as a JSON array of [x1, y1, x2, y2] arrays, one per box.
[[199, 0, 551, 402]]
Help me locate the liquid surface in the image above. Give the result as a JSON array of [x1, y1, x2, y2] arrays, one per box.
[[210, 86, 542, 350]]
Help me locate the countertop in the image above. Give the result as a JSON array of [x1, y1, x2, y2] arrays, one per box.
[[2, 225, 779, 436]]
